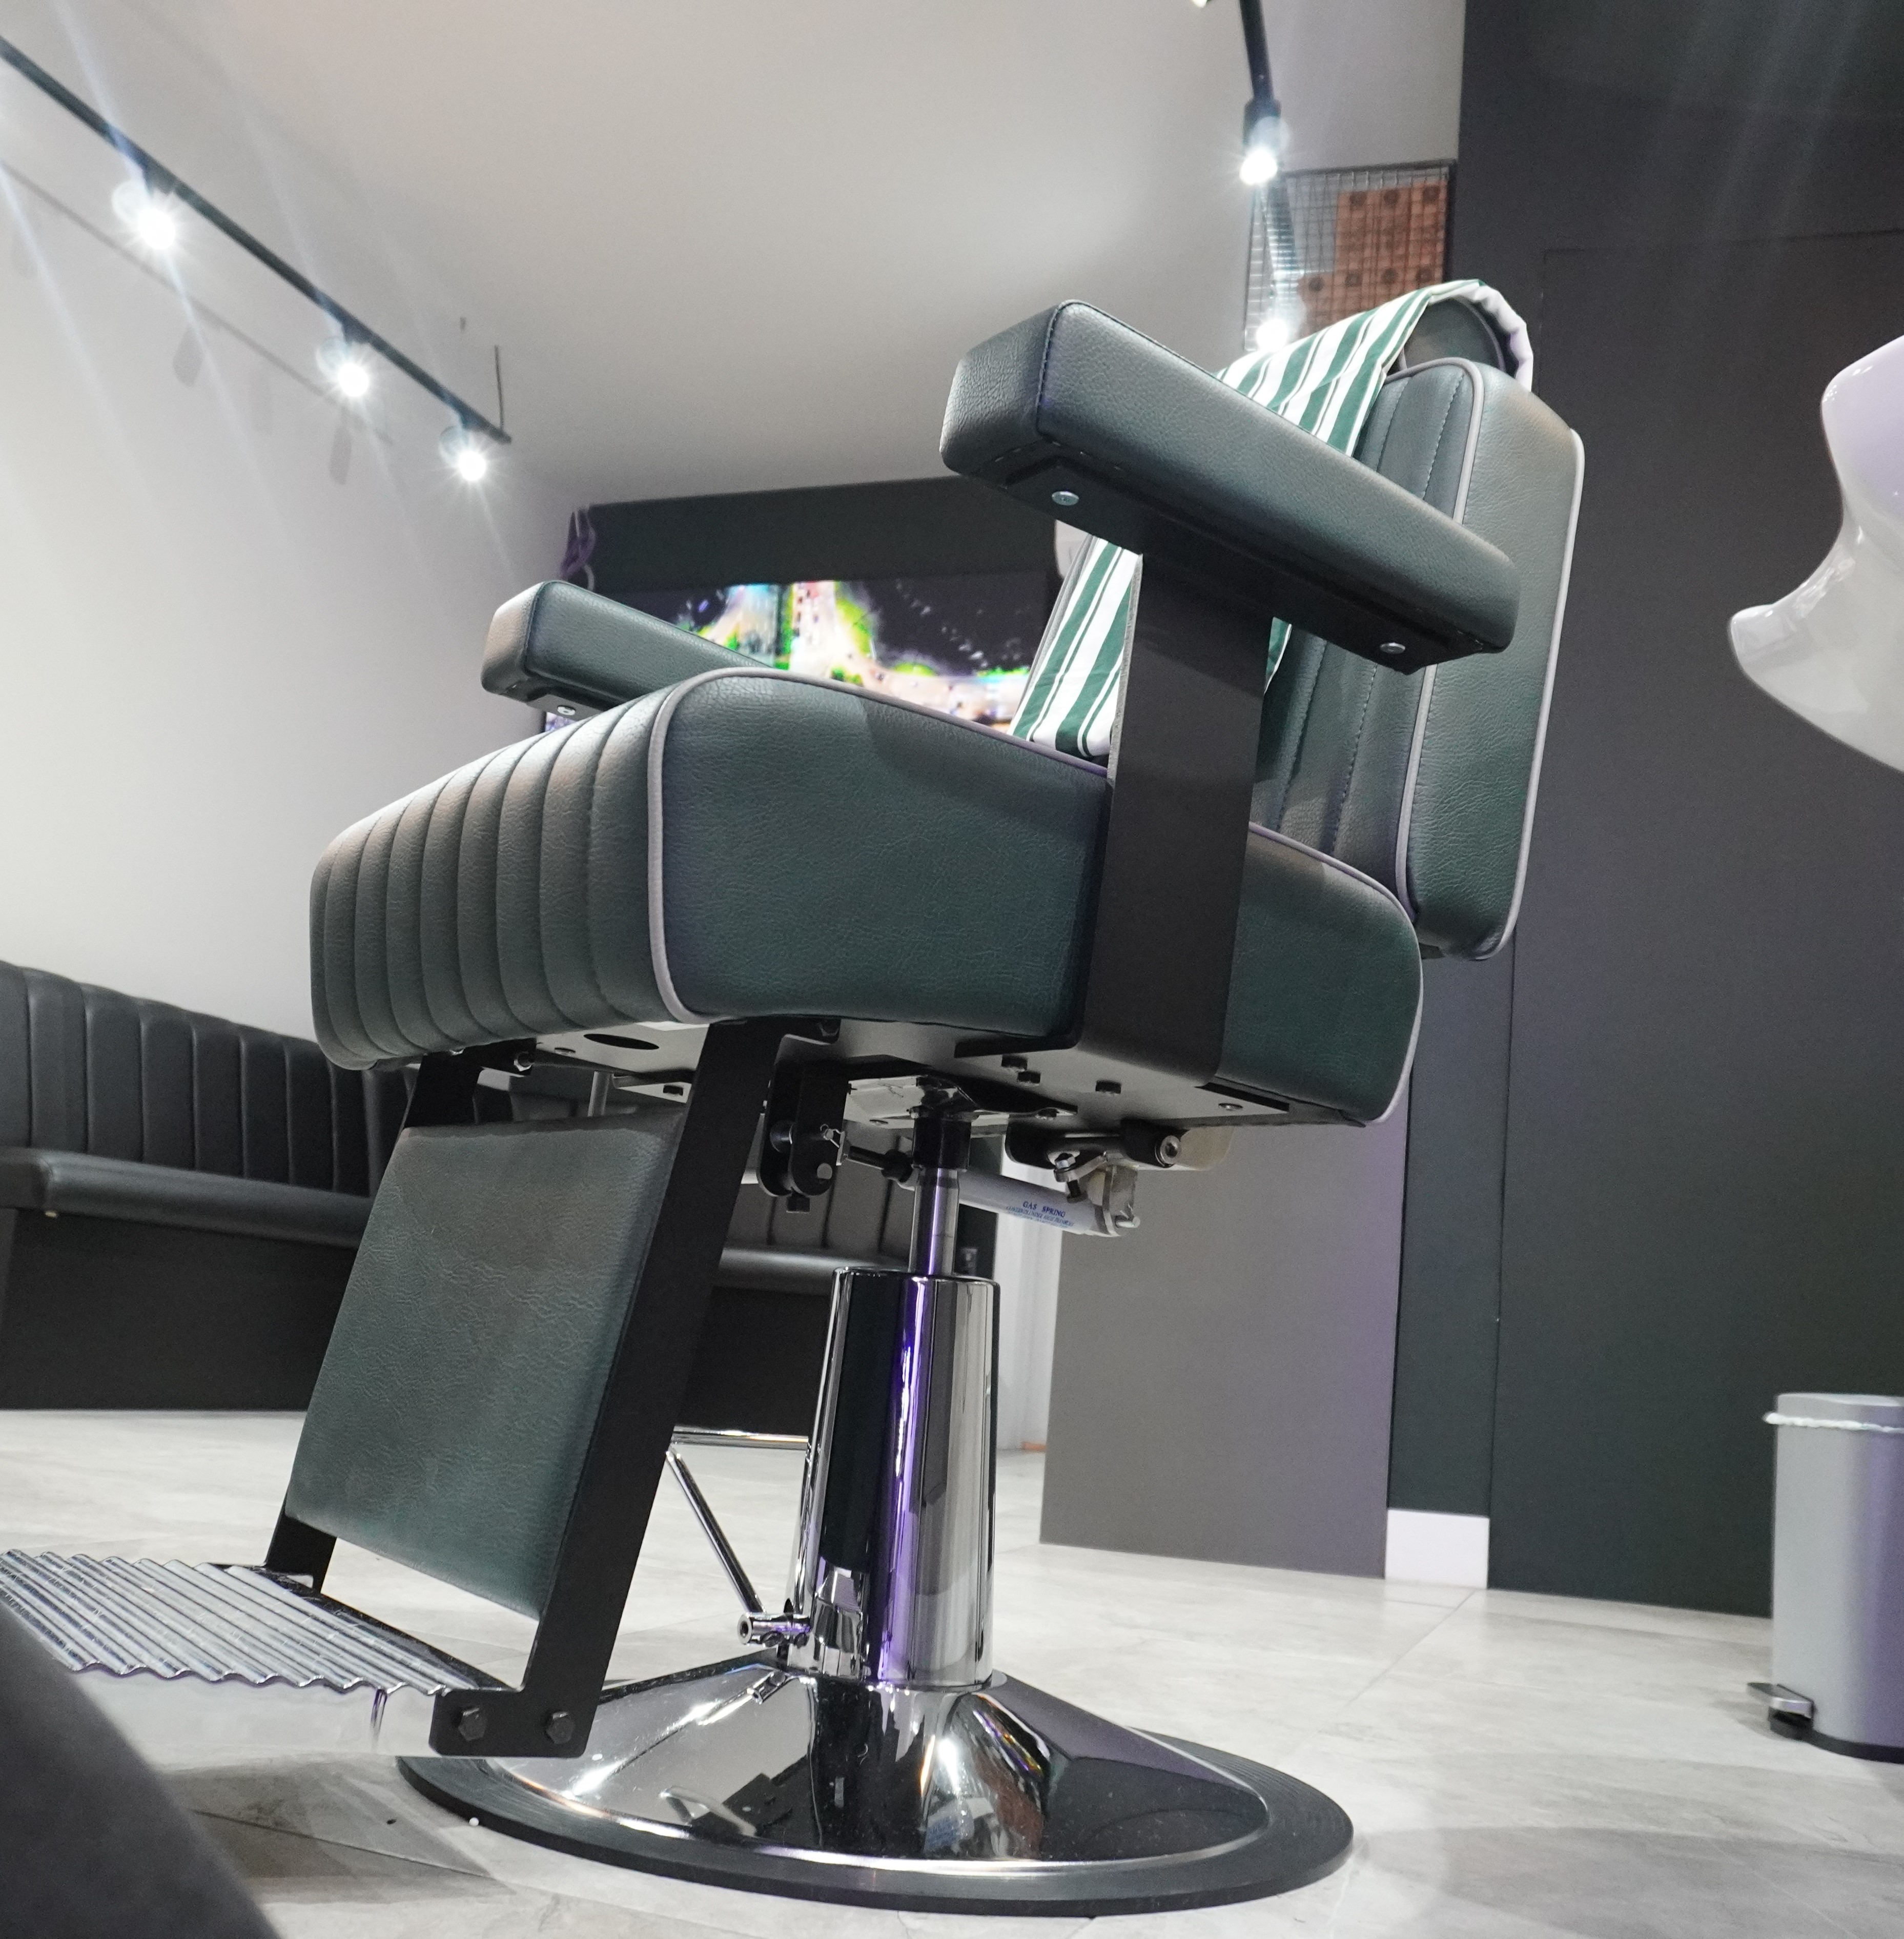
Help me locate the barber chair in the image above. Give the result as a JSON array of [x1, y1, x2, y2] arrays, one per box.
[[0, 300, 1580, 1915]]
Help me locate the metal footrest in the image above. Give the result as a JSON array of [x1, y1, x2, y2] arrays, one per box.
[[0, 1553, 498, 1756]]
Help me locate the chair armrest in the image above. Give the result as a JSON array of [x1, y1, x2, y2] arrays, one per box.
[[482, 581, 746, 713], [0, 1149, 371, 1248], [940, 302, 1519, 674]]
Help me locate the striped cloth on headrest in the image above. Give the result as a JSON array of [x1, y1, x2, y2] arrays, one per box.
[[1009, 279, 1533, 762]]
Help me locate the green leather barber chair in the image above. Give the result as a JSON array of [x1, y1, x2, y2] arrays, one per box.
[[0, 299, 1581, 1916]]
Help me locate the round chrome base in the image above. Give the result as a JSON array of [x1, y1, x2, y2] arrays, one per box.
[[402, 1655, 1352, 1915]]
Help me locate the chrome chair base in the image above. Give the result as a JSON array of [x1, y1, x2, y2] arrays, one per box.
[[401, 1654, 1352, 1915]]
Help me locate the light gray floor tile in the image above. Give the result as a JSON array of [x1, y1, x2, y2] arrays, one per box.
[[207, 1814, 752, 1937], [1468, 1584, 1772, 1645], [6, 1413, 1903, 1937]]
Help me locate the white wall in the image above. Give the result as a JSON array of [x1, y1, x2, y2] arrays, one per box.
[[993, 1182, 1064, 1452], [0, 67, 566, 1039], [1267, 0, 1466, 174], [0, 2, 1465, 504]]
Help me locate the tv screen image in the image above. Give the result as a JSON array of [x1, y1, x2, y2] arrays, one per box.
[[628, 570, 1051, 727]]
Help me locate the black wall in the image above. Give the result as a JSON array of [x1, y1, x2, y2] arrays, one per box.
[[1389, 953, 1514, 1519], [583, 477, 1055, 596], [1390, 0, 1904, 1610]]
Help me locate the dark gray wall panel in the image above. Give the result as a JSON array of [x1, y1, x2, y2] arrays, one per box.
[[1388, 950, 1513, 1518], [1491, 233, 1904, 1614], [1441, 0, 1904, 1616], [1042, 1115, 1406, 1576]]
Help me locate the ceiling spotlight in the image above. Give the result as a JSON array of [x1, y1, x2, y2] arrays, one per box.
[[1253, 314, 1295, 353], [1240, 70, 1283, 187], [441, 424, 491, 483], [318, 337, 374, 400], [112, 177, 179, 252]]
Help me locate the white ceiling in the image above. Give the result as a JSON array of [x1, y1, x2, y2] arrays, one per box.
[[3, 1, 1463, 503]]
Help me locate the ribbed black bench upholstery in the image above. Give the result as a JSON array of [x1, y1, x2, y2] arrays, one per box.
[[0, 962, 406, 1224], [0, 960, 914, 1421], [0, 962, 408, 1408]]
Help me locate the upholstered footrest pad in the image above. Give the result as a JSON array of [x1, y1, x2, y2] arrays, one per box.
[[314, 669, 1422, 1120]]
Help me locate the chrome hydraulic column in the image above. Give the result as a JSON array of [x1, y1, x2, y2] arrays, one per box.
[[784, 1107, 996, 1687]]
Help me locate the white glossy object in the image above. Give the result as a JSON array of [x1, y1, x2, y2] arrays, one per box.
[[1731, 331, 1904, 770]]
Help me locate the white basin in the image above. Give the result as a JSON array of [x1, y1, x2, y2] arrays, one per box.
[[1731, 331, 1904, 771]]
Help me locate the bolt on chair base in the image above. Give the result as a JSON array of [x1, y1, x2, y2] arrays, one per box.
[[401, 1655, 1352, 1916]]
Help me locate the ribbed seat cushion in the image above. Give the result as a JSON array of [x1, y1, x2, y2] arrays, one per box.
[[312, 669, 1422, 1121]]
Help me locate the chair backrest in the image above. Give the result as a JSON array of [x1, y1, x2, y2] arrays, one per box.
[[1252, 305, 1583, 959]]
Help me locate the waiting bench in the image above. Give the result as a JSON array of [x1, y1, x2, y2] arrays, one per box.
[[0, 959, 934, 1421], [0, 962, 407, 1407]]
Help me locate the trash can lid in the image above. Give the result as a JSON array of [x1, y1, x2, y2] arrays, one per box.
[[1770, 1393, 1904, 1430]]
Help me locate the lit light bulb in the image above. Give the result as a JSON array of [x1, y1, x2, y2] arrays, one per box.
[[317, 337, 374, 401], [1240, 98, 1283, 188], [1253, 314, 1295, 353], [112, 178, 179, 252], [136, 202, 180, 249], [441, 424, 491, 482]]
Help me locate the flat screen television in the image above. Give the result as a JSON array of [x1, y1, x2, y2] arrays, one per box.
[[625, 570, 1048, 727], [555, 479, 1061, 732]]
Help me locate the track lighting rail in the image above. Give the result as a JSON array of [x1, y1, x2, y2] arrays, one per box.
[[0, 32, 510, 445]]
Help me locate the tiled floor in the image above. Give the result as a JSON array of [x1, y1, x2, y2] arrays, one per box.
[[3, 1411, 1902, 1935]]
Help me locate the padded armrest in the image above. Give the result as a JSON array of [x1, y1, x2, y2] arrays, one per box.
[[940, 302, 1520, 673], [0, 1149, 371, 1249], [483, 580, 745, 713]]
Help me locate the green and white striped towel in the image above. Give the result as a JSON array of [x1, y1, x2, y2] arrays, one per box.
[[1010, 280, 1533, 761]]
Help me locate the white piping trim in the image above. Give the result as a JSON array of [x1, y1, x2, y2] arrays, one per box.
[[1475, 425, 1585, 960], [1247, 818, 1411, 908], [1393, 669, 1437, 920], [1245, 820, 1424, 1122], [1765, 1412, 1904, 1437], [643, 665, 1111, 1024], [1389, 358, 1487, 920], [1374, 988, 1425, 1125], [645, 669, 730, 1025]]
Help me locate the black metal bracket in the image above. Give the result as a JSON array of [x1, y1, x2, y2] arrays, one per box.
[[1071, 561, 1269, 1086], [940, 556, 1295, 1115], [262, 1510, 335, 1589], [403, 1042, 537, 1128], [942, 558, 1270, 1099], [759, 1062, 851, 1202]]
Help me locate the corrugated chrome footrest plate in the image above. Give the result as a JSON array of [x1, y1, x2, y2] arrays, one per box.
[[0, 1552, 498, 1756]]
